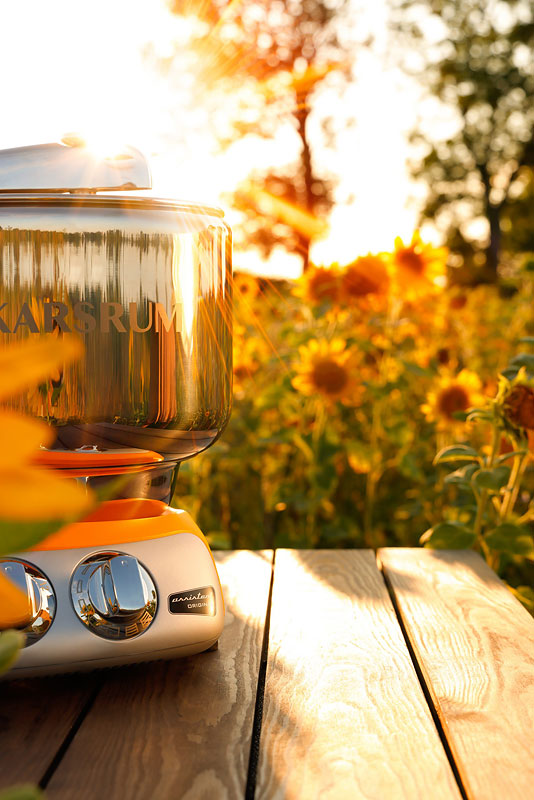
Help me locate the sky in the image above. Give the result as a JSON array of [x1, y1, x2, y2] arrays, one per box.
[[0, 0, 428, 278]]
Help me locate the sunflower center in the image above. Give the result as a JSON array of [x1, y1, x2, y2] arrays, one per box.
[[312, 358, 348, 394], [310, 271, 337, 301], [343, 270, 379, 297], [504, 385, 534, 430], [397, 249, 425, 275], [437, 385, 470, 419]]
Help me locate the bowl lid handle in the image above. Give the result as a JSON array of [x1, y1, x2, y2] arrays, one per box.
[[0, 135, 152, 193]]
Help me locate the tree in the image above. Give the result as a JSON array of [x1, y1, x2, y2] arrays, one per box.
[[170, 0, 355, 270], [394, 0, 534, 280]]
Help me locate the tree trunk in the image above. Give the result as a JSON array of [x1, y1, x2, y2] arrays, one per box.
[[479, 163, 500, 281], [486, 203, 501, 279], [296, 98, 314, 272]]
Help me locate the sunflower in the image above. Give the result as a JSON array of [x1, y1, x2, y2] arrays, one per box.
[[497, 368, 534, 433], [390, 231, 448, 296], [340, 254, 389, 305], [292, 339, 362, 405], [0, 335, 92, 630], [293, 265, 340, 306], [234, 271, 260, 301], [422, 369, 484, 429]]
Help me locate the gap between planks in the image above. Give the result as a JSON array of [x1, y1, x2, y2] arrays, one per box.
[[379, 548, 534, 800], [44, 550, 273, 800], [255, 549, 461, 800]]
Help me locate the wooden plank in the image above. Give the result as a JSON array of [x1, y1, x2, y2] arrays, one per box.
[[379, 548, 534, 800], [256, 549, 461, 800], [0, 673, 100, 789], [46, 550, 272, 800]]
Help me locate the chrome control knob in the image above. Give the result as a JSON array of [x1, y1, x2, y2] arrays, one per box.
[[71, 552, 157, 640], [0, 559, 56, 646]]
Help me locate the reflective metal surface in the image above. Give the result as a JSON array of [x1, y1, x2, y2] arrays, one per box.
[[71, 551, 157, 640], [0, 139, 151, 193], [0, 195, 233, 501], [0, 559, 56, 645]]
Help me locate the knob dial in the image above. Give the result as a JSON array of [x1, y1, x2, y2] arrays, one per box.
[[0, 559, 56, 646], [71, 552, 157, 640]]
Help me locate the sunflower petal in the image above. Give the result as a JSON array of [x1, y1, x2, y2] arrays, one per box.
[[0, 467, 92, 521], [0, 335, 83, 401], [0, 572, 34, 629], [0, 412, 54, 468]]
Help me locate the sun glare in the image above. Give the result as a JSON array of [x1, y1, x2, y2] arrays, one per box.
[[0, 0, 422, 277]]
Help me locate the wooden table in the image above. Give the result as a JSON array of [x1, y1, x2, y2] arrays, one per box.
[[1, 548, 534, 800]]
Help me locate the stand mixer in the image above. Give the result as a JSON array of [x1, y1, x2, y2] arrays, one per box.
[[0, 138, 232, 677]]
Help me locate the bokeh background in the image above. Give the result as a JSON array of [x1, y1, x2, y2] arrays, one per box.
[[1, 1, 534, 589]]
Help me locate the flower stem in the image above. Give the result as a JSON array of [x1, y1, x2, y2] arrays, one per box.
[[475, 422, 500, 541]]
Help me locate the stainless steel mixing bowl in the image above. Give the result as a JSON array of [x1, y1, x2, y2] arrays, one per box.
[[0, 140, 232, 503]]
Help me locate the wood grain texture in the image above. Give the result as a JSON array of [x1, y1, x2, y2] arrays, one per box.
[[256, 549, 460, 800], [379, 548, 534, 800], [0, 673, 100, 788], [46, 550, 272, 800]]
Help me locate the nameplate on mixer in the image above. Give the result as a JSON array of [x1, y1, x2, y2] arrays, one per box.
[[168, 586, 216, 616]]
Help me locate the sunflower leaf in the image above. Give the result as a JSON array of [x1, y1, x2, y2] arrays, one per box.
[[421, 521, 477, 549], [0, 630, 24, 673], [433, 445, 481, 465], [466, 409, 493, 422], [485, 524, 534, 557], [0, 786, 45, 800], [495, 450, 528, 465], [509, 353, 534, 371], [509, 585, 534, 612], [0, 518, 66, 555], [444, 464, 478, 486], [472, 466, 510, 491]]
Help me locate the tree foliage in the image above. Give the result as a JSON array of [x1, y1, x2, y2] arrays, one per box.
[[394, 0, 534, 279], [170, 0, 354, 269]]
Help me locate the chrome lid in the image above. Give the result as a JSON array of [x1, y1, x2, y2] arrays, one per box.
[[0, 135, 152, 193]]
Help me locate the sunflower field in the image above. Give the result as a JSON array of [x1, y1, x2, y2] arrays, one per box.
[[176, 233, 534, 606]]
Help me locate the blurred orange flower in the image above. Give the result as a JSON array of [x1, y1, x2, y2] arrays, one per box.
[[421, 369, 483, 430], [292, 338, 362, 405], [391, 231, 448, 295], [0, 336, 92, 521], [0, 335, 93, 629], [340, 254, 389, 304], [234, 271, 260, 301], [293, 264, 340, 305]]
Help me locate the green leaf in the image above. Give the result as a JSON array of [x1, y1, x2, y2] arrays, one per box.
[[0, 630, 24, 674], [399, 452, 425, 481], [509, 585, 534, 613], [485, 524, 534, 557], [495, 450, 527, 465], [433, 445, 480, 466], [518, 337, 534, 345], [466, 409, 493, 422], [444, 464, 478, 486], [473, 466, 510, 491], [509, 353, 534, 371], [93, 474, 136, 504], [401, 360, 433, 377], [420, 521, 477, 549], [206, 531, 232, 550], [0, 519, 66, 555], [0, 786, 44, 800]]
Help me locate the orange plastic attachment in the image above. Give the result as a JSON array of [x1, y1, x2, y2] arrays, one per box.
[[29, 499, 209, 552], [32, 449, 164, 477]]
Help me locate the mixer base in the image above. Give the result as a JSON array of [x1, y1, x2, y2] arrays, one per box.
[[1, 505, 225, 679]]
